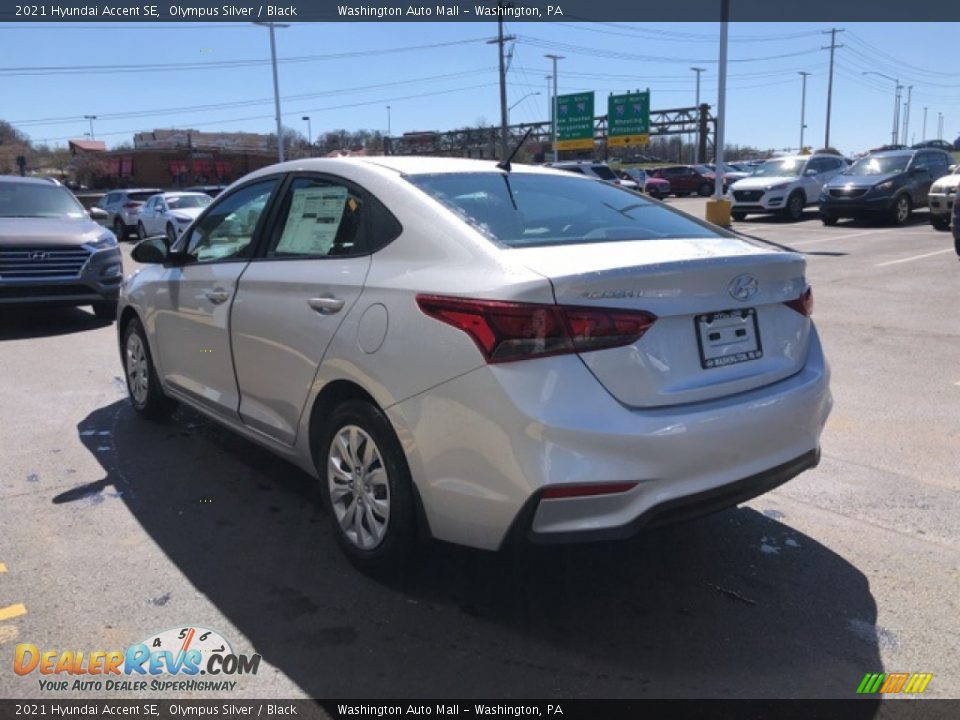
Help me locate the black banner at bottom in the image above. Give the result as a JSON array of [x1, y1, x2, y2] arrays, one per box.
[[1, 700, 959, 720]]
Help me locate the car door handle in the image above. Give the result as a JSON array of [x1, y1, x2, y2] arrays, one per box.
[[308, 296, 345, 315], [205, 289, 230, 305]]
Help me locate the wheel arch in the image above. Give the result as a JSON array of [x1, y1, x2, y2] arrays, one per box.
[[306, 379, 432, 541]]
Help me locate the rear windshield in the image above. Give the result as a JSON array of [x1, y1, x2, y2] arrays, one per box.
[[0, 183, 87, 219], [407, 172, 721, 248], [590, 165, 617, 181], [128, 191, 159, 202]]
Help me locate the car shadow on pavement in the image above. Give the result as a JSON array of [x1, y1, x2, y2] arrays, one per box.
[[0, 306, 112, 340], [59, 400, 882, 706]]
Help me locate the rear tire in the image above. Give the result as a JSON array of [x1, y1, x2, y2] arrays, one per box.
[[166, 223, 177, 245], [731, 211, 747, 221], [137, 222, 147, 241], [317, 400, 418, 575], [954, 224, 960, 257], [113, 218, 127, 242], [890, 194, 911, 225], [931, 215, 950, 231], [122, 317, 175, 420]]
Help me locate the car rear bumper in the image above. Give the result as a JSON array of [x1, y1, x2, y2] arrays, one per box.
[[0, 248, 122, 307], [387, 327, 831, 551]]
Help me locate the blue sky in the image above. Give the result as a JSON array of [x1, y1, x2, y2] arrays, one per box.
[[3, 21, 958, 155]]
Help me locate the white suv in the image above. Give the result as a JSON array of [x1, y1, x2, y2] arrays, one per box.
[[929, 165, 960, 231], [728, 155, 847, 222]]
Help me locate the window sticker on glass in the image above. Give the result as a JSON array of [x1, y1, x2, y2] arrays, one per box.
[[276, 186, 349, 255]]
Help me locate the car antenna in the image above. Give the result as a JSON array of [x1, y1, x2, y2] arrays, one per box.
[[497, 127, 534, 173]]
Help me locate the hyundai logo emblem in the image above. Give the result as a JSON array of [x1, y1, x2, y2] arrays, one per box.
[[728, 274, 759, 301], [30, 251, 49, 261]]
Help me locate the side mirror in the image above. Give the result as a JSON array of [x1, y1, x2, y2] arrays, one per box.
[[131, 236, 171, 264], [88, 207, 108, 221]]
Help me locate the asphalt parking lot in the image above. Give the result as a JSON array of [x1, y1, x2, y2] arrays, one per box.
[[1, 198, 958, 700]]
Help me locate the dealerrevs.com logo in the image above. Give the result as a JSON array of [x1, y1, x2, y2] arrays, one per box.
[[14, 626, 261, 693]]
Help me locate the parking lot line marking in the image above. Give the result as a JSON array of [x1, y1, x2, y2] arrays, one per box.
[[791, 230, 876, 246], [876, 249, 954, 267], [0, 604, 26, 622]]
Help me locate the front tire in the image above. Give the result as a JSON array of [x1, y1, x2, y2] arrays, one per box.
[[890, 194, 911, 226], [821, 212, 839, 226], [92, 300, 117, 320], [783, 192, 805, 222], [731, 211, 747, 222], [931, 215, 950, 231], [122, 317, 175, 420], [319, 400, 417, 574], [954, 224, 960, 257], [697, 182, 712, 197], [166, 223, 177, 245], [137, 222, 147, 241]]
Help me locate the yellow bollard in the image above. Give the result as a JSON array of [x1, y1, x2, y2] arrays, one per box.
[[705, 198, 732, 228]]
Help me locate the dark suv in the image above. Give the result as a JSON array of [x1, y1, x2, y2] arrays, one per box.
[[819, 148, 953, 225], [648, 165, 714, 197]]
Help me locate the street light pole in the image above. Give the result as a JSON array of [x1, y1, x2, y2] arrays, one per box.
[[84, 115, 97, 140], [938, 112, 944, 140], [691, 67, 705, 163], [901, 86, 913, 145], [386, 105, 391, 137], [714, 0, 729, 201], [922, 106, 928, 141], [254, 21, 290, 163], [862, 72, 900, 146], [301, 116, 311, 146], [545, 54, 563, 162], [798, 72, 810, 151], [507, 92, 540, 124]]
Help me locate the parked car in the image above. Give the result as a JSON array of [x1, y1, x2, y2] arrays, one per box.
[[137, 192, 213, 243], [0, 176, 121, 319], [648, 165, 714, 197], [911, 139, 955, 151], [728, 154, 847, 221], [819, 148, 954, 226], [928, 165, 960, 231], [620, 168, 671, 199], [547, 161, 639, 190], [119, 157, 831, 571], [99, 188, 163, 241], [185, 185, 228, 198], [700, 163, 750, 192]]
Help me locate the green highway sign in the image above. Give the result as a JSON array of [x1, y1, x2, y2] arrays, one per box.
[[556, 92, 595, 151], [608, 91, 651, 146]]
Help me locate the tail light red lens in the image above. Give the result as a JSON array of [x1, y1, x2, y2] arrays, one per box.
[[416, 295, 656, 364], [784, 286, 813, 317]]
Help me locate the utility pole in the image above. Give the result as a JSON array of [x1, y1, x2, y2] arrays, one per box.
[[488, 9, 515, 162], [901, 86, 912, 145], [863, 72, 900, 145], [922, 106, 928, 141], [938, 112, 944, 140], [821, 28, 844, 148], [691, 67, 705, 163], [798, 72, 810, 151], [84, 115, 97, 140], [254, 21, 290, 163], [386, 106, 391, 137], [545, 54, 563, 162]]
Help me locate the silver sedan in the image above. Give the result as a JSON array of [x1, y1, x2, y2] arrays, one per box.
[[118, 157, 831, 573]]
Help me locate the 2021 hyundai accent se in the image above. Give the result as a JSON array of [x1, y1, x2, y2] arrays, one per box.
[[118, 157, 831, 571]]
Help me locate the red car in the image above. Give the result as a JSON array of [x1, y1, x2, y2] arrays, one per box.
[[648, 165, 715, 197]]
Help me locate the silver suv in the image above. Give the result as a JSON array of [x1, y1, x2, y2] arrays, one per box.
[[0, 176, 122, 319], [98, 188, 163, 241]]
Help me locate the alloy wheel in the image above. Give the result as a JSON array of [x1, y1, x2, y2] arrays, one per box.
[[125, 333, 149, 405], [328, 425, 390, 550]]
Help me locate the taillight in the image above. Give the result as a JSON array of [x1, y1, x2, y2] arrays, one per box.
[[784, 286, 813, 317], [416, 295, 656, 364]]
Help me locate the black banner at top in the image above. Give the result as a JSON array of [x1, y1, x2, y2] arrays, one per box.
[[2, 0, 960, 22]]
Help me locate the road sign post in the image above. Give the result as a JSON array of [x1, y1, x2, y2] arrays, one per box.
[[607, 90, 651, 147], [555, 92, 595, 152]]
